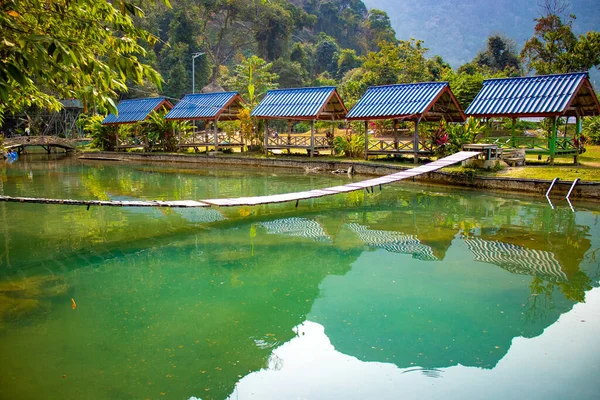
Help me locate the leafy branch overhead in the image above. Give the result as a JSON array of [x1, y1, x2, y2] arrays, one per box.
[[0, 0, 169, 119]]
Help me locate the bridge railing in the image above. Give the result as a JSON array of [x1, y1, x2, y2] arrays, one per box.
[[477, 136, 577, 152], [179, 131, 245, 147], [266, 135, 332, 148], [367, 138, 434, 154]]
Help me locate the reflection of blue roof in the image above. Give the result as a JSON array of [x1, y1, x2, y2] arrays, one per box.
[[466, 73, 599, 117], [165, 92, 241, 120], [251, 87, 346, 119], [260, 218, 331, 242], [346, 223, 437, 261], [102, 97, 171, 125], [464, 238, 567, 282], [346, 82, 463, 121]]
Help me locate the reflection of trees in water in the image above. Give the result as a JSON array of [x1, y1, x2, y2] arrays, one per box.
[[525, 276, 556, 323], [267, 354, 284, 371], [525, 271, 593, 324], [585, 248, 600, 277]]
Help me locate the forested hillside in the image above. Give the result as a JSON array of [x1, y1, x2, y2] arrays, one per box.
[[130, 0, 599, 109], [132, 0, 397, 101], [364, 0, 600, 82]]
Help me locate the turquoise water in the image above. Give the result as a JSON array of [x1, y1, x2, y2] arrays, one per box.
[[0, 154, 599, 400]]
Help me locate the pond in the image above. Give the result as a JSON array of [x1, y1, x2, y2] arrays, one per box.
[[1, 154, 599, 400]]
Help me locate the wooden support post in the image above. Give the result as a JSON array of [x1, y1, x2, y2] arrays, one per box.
[[485, 118, 489, 142], [575, 114, 582, 165], [393, 118, 398, 152], [310, 119, 315, 158], [549, 116, 557, 165], [331, 121, 335, 155], [264, 120, 269, 155], [511, 117, 516, 148], [287, 120, 292, 154], [364, 120, 369, 160], [177, 123, 181, 152], [413, 118, 421, 164], [214, 119, 218, 151]]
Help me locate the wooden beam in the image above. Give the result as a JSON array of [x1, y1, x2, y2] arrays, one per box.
[[364, 120, 369, 160], [214, 118, 218, 150], [310, 119, 315, 158], [263, 120, 268, 155], [414, 118, 421, 164], [549, 116, 557, 165]]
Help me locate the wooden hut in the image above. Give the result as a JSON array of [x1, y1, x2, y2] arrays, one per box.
[[102, 97, 173, 151], [164, 92, 245, 151], [346, 82, 465, 162], [466, 72, 600, 164], [251, 87, 348, 157]]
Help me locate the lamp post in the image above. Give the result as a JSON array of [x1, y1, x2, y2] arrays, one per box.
[[191, 52, 205, 94]]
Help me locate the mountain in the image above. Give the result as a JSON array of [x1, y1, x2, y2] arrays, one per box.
[[363, 0, 600, 84]]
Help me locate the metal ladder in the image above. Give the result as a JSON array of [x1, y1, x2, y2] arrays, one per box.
[[546, 177, 579, 211]]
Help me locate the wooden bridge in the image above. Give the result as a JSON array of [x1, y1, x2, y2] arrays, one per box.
[[0, 151, 480, 209], [4, 136, 78, 154]]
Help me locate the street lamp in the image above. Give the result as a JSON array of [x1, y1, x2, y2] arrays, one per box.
[[192, 52, 205, 94]]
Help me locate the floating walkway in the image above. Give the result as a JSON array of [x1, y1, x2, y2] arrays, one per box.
[[0, 151, 480, 209]]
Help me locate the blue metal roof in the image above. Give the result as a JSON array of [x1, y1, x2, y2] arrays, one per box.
[[465, 73, 590, 117], [251, 87, 346, 119], [102, 97, 170, 125], [346, 82, 451, 120], [165, 92, 241, 120]]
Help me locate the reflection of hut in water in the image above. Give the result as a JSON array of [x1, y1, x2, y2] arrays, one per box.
[[477, 213, 590, 281], [346, 223, 437, 261], [259, 218, 331, 243], [464, 238, 567, 282]]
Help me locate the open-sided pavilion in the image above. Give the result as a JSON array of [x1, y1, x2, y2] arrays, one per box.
[[346, 82, 465, 162], [102, 97, 173, 151], [165, 92, 246, 151], [251, 86, 348, 157], [466, 72, 600, 164]]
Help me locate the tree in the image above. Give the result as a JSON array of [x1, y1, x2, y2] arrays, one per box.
[[365, 9, 397, 51], [339, 67, 368, 106], [222, 55, 278, 106], [271, 59, 308, 88], [313, 0, 368, 53], [521, 11, 600, 74], [290, 42, 314, 77], [474, 35, 521, 75], [254, 1, 295, 61], [361, 40, 432, 87], [337, 49, 362, 80], [314, 33, 340, 76], [426, 55, 451, 81], [582, 116, 600, 144], [0, 0, 165, 122]]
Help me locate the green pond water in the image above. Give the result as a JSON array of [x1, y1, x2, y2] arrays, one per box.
[[1, 154, 599, 400]]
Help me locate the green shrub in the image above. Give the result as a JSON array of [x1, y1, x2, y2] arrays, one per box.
[[78, 114, 117, 151], [582, 116, 600, 145], [141, 111, 189, 152], [334, 134, 364, 158], [435, 118, 484, 156], [293, 122, 311, 133]]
